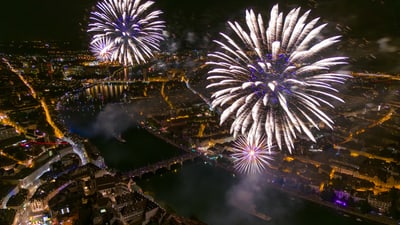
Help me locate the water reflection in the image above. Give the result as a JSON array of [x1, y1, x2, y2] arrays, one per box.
[[85, 84, 129, 102]]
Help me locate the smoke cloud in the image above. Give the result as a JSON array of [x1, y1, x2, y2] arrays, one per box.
[[90, 103, 136, 139]]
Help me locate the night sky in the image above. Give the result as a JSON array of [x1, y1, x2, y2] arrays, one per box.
[[0, 0, 94, 41], [1, 0, 399, 48], [0, 0, 271, 41]]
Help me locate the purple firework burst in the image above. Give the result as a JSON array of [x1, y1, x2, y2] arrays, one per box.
[[231, 135, 274, 174], [89, 36, 115, 62], [88, 0, 165, 66]]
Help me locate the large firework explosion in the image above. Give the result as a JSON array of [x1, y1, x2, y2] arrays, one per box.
[[231, 135, 274, 174], [206, 4, 350, 153], [88, 0, 165, 78]]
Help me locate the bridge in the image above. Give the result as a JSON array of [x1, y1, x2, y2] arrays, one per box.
[[87, 76, 178, 85], [124, 152, 200, 178]]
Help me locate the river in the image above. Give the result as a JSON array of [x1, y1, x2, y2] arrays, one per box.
[[59, 95, 381, 225]]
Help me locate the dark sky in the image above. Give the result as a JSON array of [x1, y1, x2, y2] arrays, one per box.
[[0, 0, 95, 42], [0, 0, 268, 42], [1, 0, 399, 47]]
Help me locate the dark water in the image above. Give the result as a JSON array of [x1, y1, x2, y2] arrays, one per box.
[[137, 161, 381, 225], [89, 126, 182, 171], [61, 101, 380, 225], [61, 100, 182, 171]]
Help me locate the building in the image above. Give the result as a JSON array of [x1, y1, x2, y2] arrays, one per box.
[[0, 125, 18, 141], [368, 193, 392, 213]]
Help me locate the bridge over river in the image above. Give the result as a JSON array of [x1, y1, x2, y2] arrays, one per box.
[[123, 152, 200, 178]]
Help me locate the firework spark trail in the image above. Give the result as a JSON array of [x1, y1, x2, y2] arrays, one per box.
[[231, 135, 274, 174], [206, 4, 351, 153], [88, 0, 165, 77]]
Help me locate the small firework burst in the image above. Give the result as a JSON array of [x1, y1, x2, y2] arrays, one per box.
[[231, 135, 274, 174], [88, 0, 165, 67], [89, 36, 115, 62]]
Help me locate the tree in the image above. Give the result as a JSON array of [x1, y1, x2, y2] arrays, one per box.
[[320, 186, 336, 202], [359, 200, 372, 214]]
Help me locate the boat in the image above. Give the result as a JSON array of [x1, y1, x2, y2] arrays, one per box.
[[231, 200, 271, 222], [113, 132, 126, 143]]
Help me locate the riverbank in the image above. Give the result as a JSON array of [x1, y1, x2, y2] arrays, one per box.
[[262, 179, 395, 225], [140, 122, 397, 225]]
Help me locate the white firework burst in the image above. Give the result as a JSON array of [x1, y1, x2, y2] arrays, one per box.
[[89, 36, 115, 62], [88, 0, 165, 66], [231, 135, 274, 174], [206, 4, 350, 153]]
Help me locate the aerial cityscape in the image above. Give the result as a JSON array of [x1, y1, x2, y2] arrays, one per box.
[[0, 0, 399, 225]]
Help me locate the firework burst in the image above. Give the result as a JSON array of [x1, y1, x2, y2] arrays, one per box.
[[89, 36, 115, 62], [231, 135, 274, 174], [206, 4, 350, 153], [88, 0, 165, 67]]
